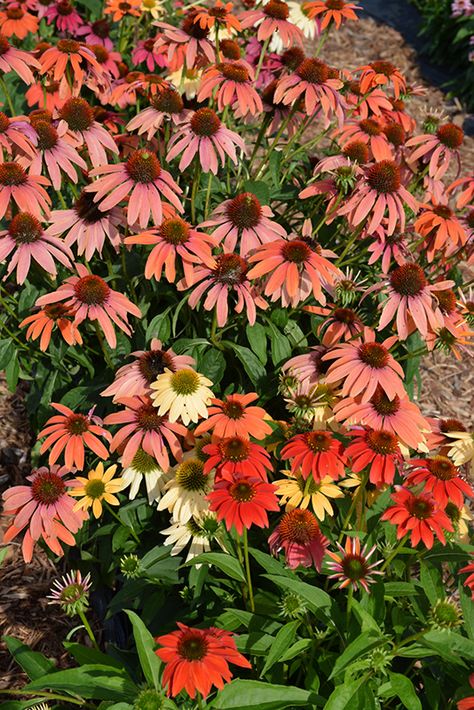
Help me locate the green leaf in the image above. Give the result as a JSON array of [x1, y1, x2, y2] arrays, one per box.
[[384, 582, 419, 597], [387, 673, 422, 710], [324, 676, 368, 710], [5, 351, 19, 391], [266, 322, 291, 366], [350, 599, 382, 633], [24, 665, 138, 701], [200, 347, 226, 384], [63, 642, 124, 669], [460, 583, 474, 640], [260, 621, 299, 676], [186, 552, 246, 582], [125, 610, 161, 689], [0, 339, 14, 370], [329, 632, 385, 679], [4, 636, 55, 680], [248, 548, 295, 578], [246, 323, 267, 365], [146, 308, 172, 343], [421, 629, 474, 662], [264, 575, 331, 614], [226, 343, 266, 386], [420, 563, 441, 605], [280, 638, 312, 662], [243, 180, 270, 205], [0, 546, 10, 566], [211, 679, 313, 709]]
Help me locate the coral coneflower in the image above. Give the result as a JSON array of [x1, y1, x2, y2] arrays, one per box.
[[125, 215, 216, 283], [150, 368, 214, 426], [2, 465, 85, 563], [345, 427, 402, 487], [0, 6, 38, 39], [156, 624, 251, 699], [179, 252, 267, 327], [323, 328, 405, 403], [71, 462, 126, 519], [208, 470, 279, 534], [281, 430, 346, 482], [20, 303, 82, 351], [274, 57, 343, 124], [381, 487, 453, 549], [282, 345, 328, 384], [241, 0, 304, 48], [102, 338, 194, 400], [126, 86, 187, 139], [39, 40, 101, 91], [269, 508, 329, 569], [0, 33, 40, 84], [203, 437, 272, 480], [158, 457, 213, 522], [407, 123, 464, 180], [104, 0, 141, 21], [38, 402, 111, 470], [367, 227, 408, 274], [327, 536, 382, 592], [305, 303, 364, 346], [28, 119, 87, 191], [86, 149, 183, 228], [0, 160, 51, 219], [405, 456, 473, 508], [154, 11, 215, 71], [167, 108, 245, 175], [35, 263, 142, 349], [274, 471, 344, 520], [194, 392, 272, 440], [0, 111, 36, 158], [358, 60, 406, 98], [414, 202, 467, 262], [303, 0, 360, 30], [105, 395, 187, 469], [335, 118, 392, 162], [58, 97, 119, 169], [198, 61, 262, 116], [200, 193, 287, 256], [0, 212, 72, 285]]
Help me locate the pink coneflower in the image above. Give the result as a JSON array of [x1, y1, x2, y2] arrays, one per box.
[[358, 60, 406, 99], [0, 161, 51, 219], [208, 470, 279, 535], [35, 263, 142, 349], [405, 456, 473, 508], [323, 328, 405, 403], [378, 263, 451, 340], [45, 189, 123, 260], [281, 430, 346, 482], [247, 234, 340, 307], [203, 437, 273, 480], [2, 465, 85, 563], [261, 79, 303, 137], [335, 118, 392, 162], [167, 108, 245, 175], [58, 97, 119, 169], [126, 86, 187, 139], [132, 38, 166, 72], [200, 193, 287, 256], [27, 119, 87, 191], [86, 149, 183, 228], [194, 393, 272, 440], [26, 80, 65, 113], [179, 252, 267, 327], [76, 19, 113, 49], [304, 303, 364, 346], [240, 0, 304, 48], [333, 385, 429, 450], [415, 202, 467, 262], [337, 159, 419, 235], [39, 39, 102, 91], [406, 123, 464, 180], [0, 6, 38, 40], [20, 303, 82, 351], [198, 61, 262, 117], [367, 227, 408, 273], [274, 57, 344, 124], [104, 395, 187, 469], [269, 508, 329, 570], [0, 33, 40, 84], [88, 44, 122, 80], [38, 403, 111, 470], [102, 339, 194, 401], [0, 112, 36, 158], [154, 11, 215, 71], [281, 345, 328, 384], [381, 487, 453, 549], [125, 215, 216, 283], [45, 1, 84, 34], [345, 427, 402, 486], [0, 212, 72, 285], [327, 537, 382, 592]]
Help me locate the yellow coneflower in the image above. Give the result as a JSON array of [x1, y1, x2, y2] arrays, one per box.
[[71, 462, 126, 518], [150, 368, 213, 425]]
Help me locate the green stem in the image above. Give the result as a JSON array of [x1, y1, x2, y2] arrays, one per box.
[[338, 473, 367, 542], [105, 502, 140, 544], [380, 535, 409, 573], [314, 30, 329, 56], [0, 689, 86, 705], [346, 584, 353, 628], [93, 321, 114, 370], [204, 171, 213, 220], [254, 37, 271, 82], [242, 528, 255, 612], [0, 76, 15, 114], [244, 115, 270, 181], [78, 608, 100, 651], [335, 224, 364, 266], [191, 159, 201, 224], [254, 105, 298, 179]]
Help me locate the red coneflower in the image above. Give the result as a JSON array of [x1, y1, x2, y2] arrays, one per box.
[[207, 470, 279, 534], [154, 12, 215, 72], [58, 97, 119, 169], [203, 437, 272, 480], [0, 160, 51, 219], [281, 430, 346, 482], [2, 465, 85, 563], [86, 149, 183, 228], [303, 0, 360, 30], [105, 395, 187, 469], [35, 263, 142, 349], [459, 559, 474, 600], [126, 86, 187, 139], [179, 252, 267, 327], [407, 123, 464, 180], [20, 303, 82, 351], [201, 193, 287, 257], [323, 328, 405, 403], [167, 108, 245, 175], [125, 215, 216, 283], [327, 536, 382, 592], [0, 33, 40, 84], [268, 508, 329, 569], [247, 234, 340, 307], [345, 427, 402, 487], [198, 61, 262, 117], [194, 392, 272, 440], [38, 403, 111, 470], [156, 623, 251, 699], [241, 0, 304, 48], [405, 456, 473, 508], [381, 487, 453, 548], [358, 60, 406, 98], [101, 338, 194, 400]]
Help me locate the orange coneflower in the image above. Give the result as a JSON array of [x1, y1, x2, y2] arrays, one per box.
[[0, 6, 38, 39], [192, 1, 241, 33], [358, 60, 406, 98], [20, 303, 82, 351], [195, 392, 272, 440], [303, 0, 360, 30], [104, 0, 141, 22]]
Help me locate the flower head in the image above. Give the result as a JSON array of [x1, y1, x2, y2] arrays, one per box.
[[198, 61, 262, 116], [240, 0, 305, 48], [0, 160, 51, 220], [274, 471, 344, 519], [203, 437, 273, 480], [281, 430, 346, 482], [194, 392, 272, 440], [269, 508, 329, 569], [405, 455, 473, 508], [121, 448, 169, 504], [47, 570, 91, 617], [358, 60, 406, 98], [303, 0, 360, 30], [71, 462, 126, 519], [327, 537, 382, 592], [381, 487, 454, 548], [158, 457, 213, 522], [150, 368, 213, 426], [20, 303, 83, 352], [345, 427, 402, 487], [207, 470, 279, 534]]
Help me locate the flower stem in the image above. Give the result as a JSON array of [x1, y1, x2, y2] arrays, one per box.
[[0, 689, 86, 706], [204, 171, 213, 220], [78, 608, 100, 651], [105, 501, 140, 544], [191, 160, 201, 224], [242, 528, 255, 612], [254, 37, 271, 82], [93, 321, 114, 370], [0, 76, 15, 115], [380, 535, 409, 573], [346, 584, 353, 628]]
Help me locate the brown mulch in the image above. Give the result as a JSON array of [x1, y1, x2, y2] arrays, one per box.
[[1, 12, 473, 691]]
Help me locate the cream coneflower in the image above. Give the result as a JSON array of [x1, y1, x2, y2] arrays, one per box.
[[157, 457, 213, 522], [160, 513, 219, 563], [446, 431, 474, 478], [71, 462, 126, 519], [121, 448, 169, 504], [150, 368, 214, 425]]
